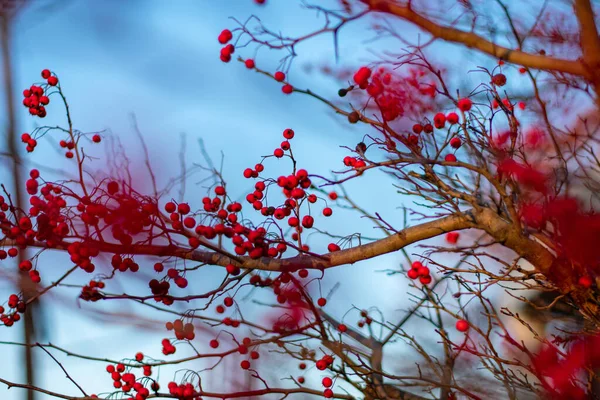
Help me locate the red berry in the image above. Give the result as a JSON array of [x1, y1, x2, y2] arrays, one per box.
[[446, 232, 460, 244], [450, 137, 462, 149], [283, 128, 295, 139], [135, 352, 143, 361], [412, 124, 423, 134], [245, 59, 255, 69], [92, 134, 101, 143], [165, 202, 176, 213], [178, 203, 191, 214], [322, 377, 333, 387], [301, 215, 314, 228], [240, 360, 251, 370], [328, 192, 338, 200], [327, 243, 340, 252], [457, 98, 472, 112], [274, 148, 284, 158], [446, 112, 459, 124], [456, 319, 469, 332], [274, 71, 285, 82], [407, 269, 419, 279], [322, 207, 332, 217], [47, 76, 58, 86], [210, 339, 219, 348], [317, 297, 327, 307], [41, 69, 51, 79], [218, 29, 233, 44], [445, 154, 457, 162]]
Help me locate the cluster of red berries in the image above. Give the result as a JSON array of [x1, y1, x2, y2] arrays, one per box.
[[343, 155, 366, 169], [0, 247, 18, 260], [22, 69, 55, 119], [166, 318, 195, 341], [0, 294, 25, 326], [271, 70, 292, 93], [25, 183, 69, 249], [80, 280, 105, 302], [110, 254, 139, 273], [167, 381, 201, 400], [161, 338, 176, 355], [106, 363, 151, 398], [58, 139, 77, 158], [357, 309, 372, 328], [167, 267, 188, 288], [218, 29, 236, 63], [18, 259, 39, 283], [407, 261, 432, 285], [316, 354, 335, 370], [322, 377, 334, 398], [67, 241, 100, 273], [239, 338, 260, 369], [221, 316, 241, 327], [20, 132, 38, 152], [148, 278, 172, 304]]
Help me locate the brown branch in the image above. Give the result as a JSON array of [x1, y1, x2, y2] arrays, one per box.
[[573, 0, 600, 94], [360, 0, 588, 77]]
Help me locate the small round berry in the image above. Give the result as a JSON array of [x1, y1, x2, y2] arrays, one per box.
[[450, 137, 462, 149], [322, 207, 332, 217], [457, 98, 472, 112], [492, 73, 507, 86], [165, 202, 176, 213], [456, 319, 469, 332], [317, 297, 327, 307], [274, 71, 285, 82], [444, 154, 457, 162], [245, 59, 255, 69], [446, 112, 459, 125], [283, 128, 295, 139], [47, 76, 58, 86], [92, 134, 101, 143], [282, 84, 293, 94], [178, 203, 191, 214], [407, 269, 419, 279], [240, 360, 251, 370], [327, 243, 340, 252], [210, 339, 219, 348], [41, 69, 51, 79], [218, 29, 233, 44]]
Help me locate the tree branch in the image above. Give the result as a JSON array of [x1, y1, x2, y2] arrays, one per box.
[[360, 0, 588, 77]]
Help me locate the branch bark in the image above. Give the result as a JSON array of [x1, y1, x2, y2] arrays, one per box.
[[360, 0, 588, 77]]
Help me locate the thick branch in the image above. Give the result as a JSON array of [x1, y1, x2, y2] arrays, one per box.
[[361, 0, 588, 77], [574, 0, 600, 90]]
